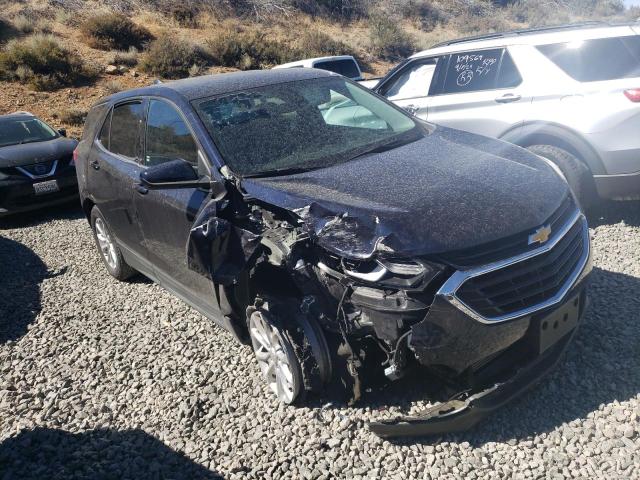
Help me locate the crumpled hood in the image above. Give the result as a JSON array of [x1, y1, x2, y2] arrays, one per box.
[[241, 126, 569, 259], [0, 137, 78, 168]]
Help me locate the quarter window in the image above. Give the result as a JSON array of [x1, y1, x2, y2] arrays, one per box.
[[98, 110, 111, 149], [109, 102, 144, 159], [145, 100, 198, 166], [537, 36, 640, 82]]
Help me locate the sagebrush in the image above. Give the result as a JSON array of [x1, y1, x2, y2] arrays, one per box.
[[139, 35, 206, 78], [0, 34, 92, 90], [81, 13, 152, 50]]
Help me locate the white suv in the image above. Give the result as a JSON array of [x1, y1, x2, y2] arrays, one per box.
[[373, 22, 640, 207]]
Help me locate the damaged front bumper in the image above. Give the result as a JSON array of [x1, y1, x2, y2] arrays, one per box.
[[369, 287, 589, 438]]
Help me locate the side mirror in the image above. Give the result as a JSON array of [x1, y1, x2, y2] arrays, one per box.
[[140, 159, 212, 190], [58, 128, 67, 137]]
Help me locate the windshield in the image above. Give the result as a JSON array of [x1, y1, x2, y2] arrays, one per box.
[[0, 117, 58, 148], [195, 77, 422, 177]]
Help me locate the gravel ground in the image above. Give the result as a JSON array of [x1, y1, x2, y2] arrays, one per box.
[[1, 201, 639, 479]]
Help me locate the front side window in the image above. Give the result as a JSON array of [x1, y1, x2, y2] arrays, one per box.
[[145, 100, 198, 166], [537, 36, 640, 82], [109, 102, 144, 159], [381, 60, 437, 101], [195, 77, 421, 177], [0, 117, 58, 148]]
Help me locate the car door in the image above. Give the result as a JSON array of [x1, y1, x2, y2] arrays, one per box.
[[133, 98, 220, 315], [86, 100, 146, 258], [425, 47, 529, 138], [377, 58, 439, 119]]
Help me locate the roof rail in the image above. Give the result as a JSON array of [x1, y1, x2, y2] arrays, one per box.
[[429, 21, 621, 49], [9, 111, 33, 116]]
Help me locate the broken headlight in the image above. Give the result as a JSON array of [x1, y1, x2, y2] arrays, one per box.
[[320, 255, 443, 289]]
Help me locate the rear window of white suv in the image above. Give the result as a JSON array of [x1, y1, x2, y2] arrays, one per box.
[[537, 35, 640, 82]]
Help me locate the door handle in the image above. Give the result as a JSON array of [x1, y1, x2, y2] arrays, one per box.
[[495, 94, 521, 103], [135, 184, 148, 195], [90, 160, 100, 170]]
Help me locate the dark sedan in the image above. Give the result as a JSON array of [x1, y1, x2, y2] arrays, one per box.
[[0, 112, 78, 217]]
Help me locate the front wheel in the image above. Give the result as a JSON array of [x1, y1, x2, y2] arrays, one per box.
[[248, 307, 304, 405]]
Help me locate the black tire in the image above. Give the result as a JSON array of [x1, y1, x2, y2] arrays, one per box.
[[90, 206, 136, 281], [247, 298, 332, 405], [526, 144, 596, 211]]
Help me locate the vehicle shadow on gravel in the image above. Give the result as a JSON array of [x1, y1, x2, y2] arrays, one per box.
[[0, 236, 52, 344], [0, 201, 83, 230], [0, 427, 224, 480], [349, 267, 640, 445], [587, 200, 640, 228]]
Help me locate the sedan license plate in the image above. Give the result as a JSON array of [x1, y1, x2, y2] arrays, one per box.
[[33, 180, 59, 196], [534, 294, 581, 354]]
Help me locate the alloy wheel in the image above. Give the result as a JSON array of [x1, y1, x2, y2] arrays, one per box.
[[249, 310, 300, 404], [94, 217, 117, 270]]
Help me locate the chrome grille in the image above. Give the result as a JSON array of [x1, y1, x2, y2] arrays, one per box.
[[439, 208, 590, 323]]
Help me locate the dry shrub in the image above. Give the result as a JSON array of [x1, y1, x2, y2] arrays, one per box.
[[57, 108, 87, 126], [397, 0, 447, 31], [103, 79, 124, 94], [0, 17, 16, 42], [508, 0, 570, 26], [206, 27, 286, 69], [139, 34, 206, 78], [81, 13, 152, 50], [295, 30, 350, 58], [292, 0, 369, 20], [369, 13, 415, 60], [163, 3, 200, 27], [0, 34, 92, 90], [450, 11, 512, 35], [109, 47, 139, 67]]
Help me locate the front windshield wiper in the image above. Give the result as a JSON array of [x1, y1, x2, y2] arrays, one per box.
[[17, 138, 50, 146], [242, 166, 319, 179]]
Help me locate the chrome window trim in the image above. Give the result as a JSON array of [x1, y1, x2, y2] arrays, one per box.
[[15, 159, 58, 180], [437, 208, 590, 324]]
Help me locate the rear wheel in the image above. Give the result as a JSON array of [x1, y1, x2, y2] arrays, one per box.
[[90, 207, 136, 281], [526, 144, 595, 210]]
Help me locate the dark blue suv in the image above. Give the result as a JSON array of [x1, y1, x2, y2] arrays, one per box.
[[75, 69, 591, 437]]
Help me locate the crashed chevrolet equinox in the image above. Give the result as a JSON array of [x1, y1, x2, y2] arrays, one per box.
[[75, 69, 592, 437]]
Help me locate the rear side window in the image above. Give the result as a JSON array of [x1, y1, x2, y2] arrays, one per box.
[[537, 36, 640, 82], [109, 102, 144, 159], [145, 99, 198, 166], [439, 48, 522, 94], [314, 59, 360, 79]]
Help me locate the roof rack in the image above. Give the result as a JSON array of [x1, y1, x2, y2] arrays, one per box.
[[429, 21, 629, 49]]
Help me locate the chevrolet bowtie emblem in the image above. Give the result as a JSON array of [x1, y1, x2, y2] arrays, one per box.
[[529, 225, 552, 245]]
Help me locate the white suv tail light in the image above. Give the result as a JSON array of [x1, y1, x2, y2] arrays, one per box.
[[624, 89, 640, 102]]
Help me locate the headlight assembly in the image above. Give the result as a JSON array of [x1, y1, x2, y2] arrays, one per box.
[[318, 254, 444, 289]]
